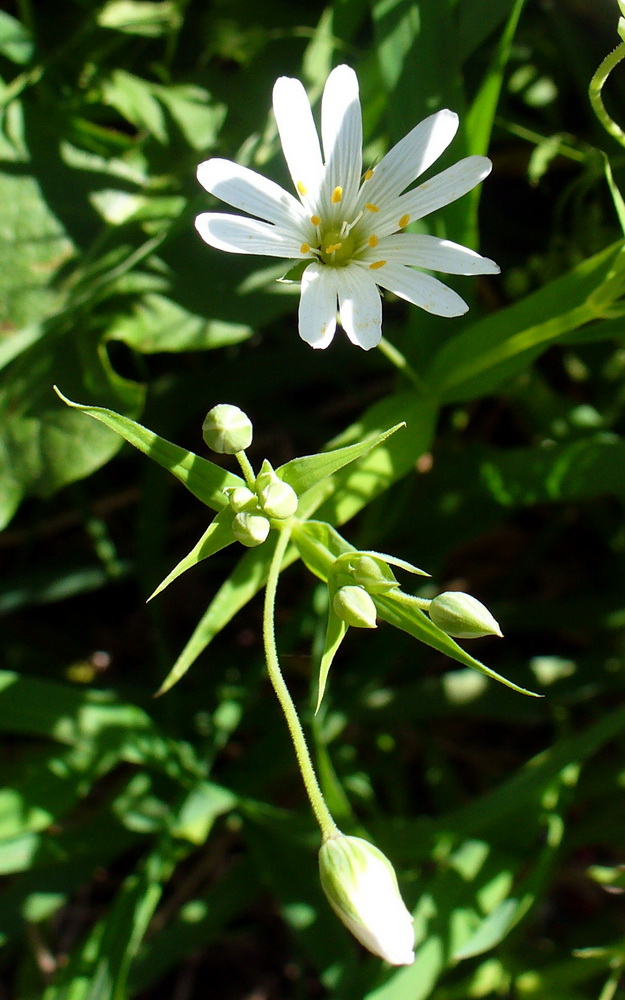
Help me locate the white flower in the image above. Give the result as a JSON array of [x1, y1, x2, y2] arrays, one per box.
[[195, 65, 499, 351], [319, 833, 415, 965]]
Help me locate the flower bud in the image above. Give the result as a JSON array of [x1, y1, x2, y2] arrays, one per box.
[[259, 480, 298, 519], [254, 458, 277, 493], [348, 554, 399, 595], [428, 591, 502, 639], [232, 511, 270, 547], [319, 834, 415, 965], [333, 585, 377, 629], [225, 486, 258, 513], [202, 404, 253, 455]]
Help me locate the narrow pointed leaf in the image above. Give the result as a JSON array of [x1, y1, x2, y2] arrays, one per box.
[[279, 423, 405, 496], [316, 603, 348, 713], [54, 387, 243, 510], [361, 550, 430, 577], [154, 487, 334, 695], [376, 593, 539, 697], [148, 508, 235, 602]]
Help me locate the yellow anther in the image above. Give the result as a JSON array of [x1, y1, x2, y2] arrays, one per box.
[[365, 202, 379, 213], [398, 213, 410, 228], [300, 243, 311, 254], [310, 214, 321, 226], [369, 260, 386, 270], [297, 181, 308, 196], [364, 168, 374, 181], [331, 186, 343, 203], [324, 242, 342, 254], [368, 234, 379, 248]]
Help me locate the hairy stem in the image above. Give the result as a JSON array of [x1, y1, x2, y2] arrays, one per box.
[[263, 528, 339, 841]]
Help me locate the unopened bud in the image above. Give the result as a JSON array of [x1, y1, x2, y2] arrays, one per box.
[[259, 480, 298, 519], [428, 592, 502, 639], [203, 404, 253, 455], [348, 554, 399, 595], [333, 586, 377, 629], [225, 486, 258, 513], [232, 512, 270, 548], [319, 834, 415, 965], [255, 458, 276, 494]]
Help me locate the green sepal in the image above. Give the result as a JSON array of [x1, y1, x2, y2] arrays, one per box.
[[361, 550, 430, 578], [376, 592, 540, 697], [277, 259, 309, 283], [54, 388, 244, 511], [148, 507, 236, 602], [278, 423, 405, 497]]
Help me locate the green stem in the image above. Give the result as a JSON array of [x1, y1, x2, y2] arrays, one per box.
[[263, 527, 338, 841], [589, 43, 625, 148], [235, 451, 256, 490], [377, 336, 429, 392], [390, 590, 431, 612]]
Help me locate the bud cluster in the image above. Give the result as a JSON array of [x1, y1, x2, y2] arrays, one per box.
[[329, 551, 403, 629], [223, 460, 298, 548], [202, 405, 299, 548]]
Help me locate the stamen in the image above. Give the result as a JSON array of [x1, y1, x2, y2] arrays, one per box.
[[398, 214, 410, 228], [310, 214, 321, 226], [364, 168, 374, 181], [331, 186, 343, 204], [297, 181, 308, 196], [369, 260, 386, 270], [324, 242, 342, 254], [365, 203, 379, 213], [300, 243, 311, 254], [368, 235, 379, 248]]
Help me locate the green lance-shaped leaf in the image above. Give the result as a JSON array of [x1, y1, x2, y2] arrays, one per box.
[[316, 593, 349, 714], [376, 593, 539, 698], [154, 485, 334, 696], [54, 388, 244, 511], [148, 507, 236, 601], [278, 423, 405, 496]]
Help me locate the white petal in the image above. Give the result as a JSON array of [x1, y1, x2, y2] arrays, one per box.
[[337, 264, 382, 350], [319, 65, 363, 217], [197, 158, 308, 233], [298, 263, 338, 348], [195, 213, 305, 257], [371, 261, 469, 316], [273, 76, 323, 208], [367, 234, 500, 275], [373, 156, 493, 238], [361, 109, 458, 206]]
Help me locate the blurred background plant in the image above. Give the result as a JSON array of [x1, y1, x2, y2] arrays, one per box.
[[2, 0, 625, 997]]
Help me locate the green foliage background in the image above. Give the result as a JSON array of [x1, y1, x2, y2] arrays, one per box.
[[2, 0, 625, 997]]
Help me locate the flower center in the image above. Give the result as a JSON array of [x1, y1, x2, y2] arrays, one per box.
[[319, 227, 355, 267]]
